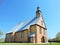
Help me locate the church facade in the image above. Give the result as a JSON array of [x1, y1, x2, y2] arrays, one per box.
[[5, 7, 48, 43]]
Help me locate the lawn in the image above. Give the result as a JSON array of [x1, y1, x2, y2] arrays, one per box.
[[0, 43, 60, 45]]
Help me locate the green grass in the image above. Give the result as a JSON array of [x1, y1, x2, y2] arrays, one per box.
[[0, 43, 60, 45]]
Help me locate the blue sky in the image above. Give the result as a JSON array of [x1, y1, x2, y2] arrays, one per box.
[[0, 0, 60, 39]]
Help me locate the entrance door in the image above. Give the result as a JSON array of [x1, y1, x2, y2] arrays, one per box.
[[41, 36, 45, 43]]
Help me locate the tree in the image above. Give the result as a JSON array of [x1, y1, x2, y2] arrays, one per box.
[[48, 32, 60, 42], [0, 30, 3, 37], [56, 32, 60, 38], [56, 32, 60, 41], [0, 30, 4, 42]]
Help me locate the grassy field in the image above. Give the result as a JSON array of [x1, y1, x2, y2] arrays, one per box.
[[0, 43, 60, 45]]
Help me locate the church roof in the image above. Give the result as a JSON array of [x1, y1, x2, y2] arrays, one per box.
[[7, 16, 39, 33], [18, 17, 38, 31]]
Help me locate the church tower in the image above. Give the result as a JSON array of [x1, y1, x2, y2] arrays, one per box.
[[36, 7, 48, 43], [36, 7, 41, 18]]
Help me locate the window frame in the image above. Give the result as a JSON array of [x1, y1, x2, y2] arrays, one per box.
[[41, 20, 43, 26], [21, 31, 24, 38], [40, 27, 42, 34]]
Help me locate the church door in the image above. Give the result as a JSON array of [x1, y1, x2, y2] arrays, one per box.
[[41, 36, 45, 43]]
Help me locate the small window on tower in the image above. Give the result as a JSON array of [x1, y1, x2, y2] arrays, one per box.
[[40, 27, 42, 34], [41, 21, 43, 26]]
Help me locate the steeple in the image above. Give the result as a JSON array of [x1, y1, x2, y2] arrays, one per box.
[[36, 7, 41, 18]]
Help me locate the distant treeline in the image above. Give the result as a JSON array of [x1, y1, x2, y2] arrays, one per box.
[[48, 40, 60, 42]]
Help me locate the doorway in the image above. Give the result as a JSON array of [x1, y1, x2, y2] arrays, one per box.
[[41, 36, 45, 43]]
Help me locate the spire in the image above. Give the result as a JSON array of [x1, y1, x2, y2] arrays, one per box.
[[37, 7, 40, 10], [36, 7, 41, 18]]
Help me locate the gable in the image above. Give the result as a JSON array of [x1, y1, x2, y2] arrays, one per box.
[[36, 14, 46, 29]]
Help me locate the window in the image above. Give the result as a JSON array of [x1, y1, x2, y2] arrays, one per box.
[[10, 35, 12, 39], [40, 27, 42, 34], [44, 30, 45, 35], [21, 32, 24, 38], [41, 21, 43, 26], [16, 35, 18, 39], [10, 35, 12, 41]]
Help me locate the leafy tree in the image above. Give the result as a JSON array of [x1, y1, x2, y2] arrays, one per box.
[[56, 32, 60, 41], [0, 30, 4, 42], [56, 32, 60, 38], [48, 32, 60, 42], [0, 30, 3, 37]]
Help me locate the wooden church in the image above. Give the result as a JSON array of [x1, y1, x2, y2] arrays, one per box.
[[5, 7, 48, 43]]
